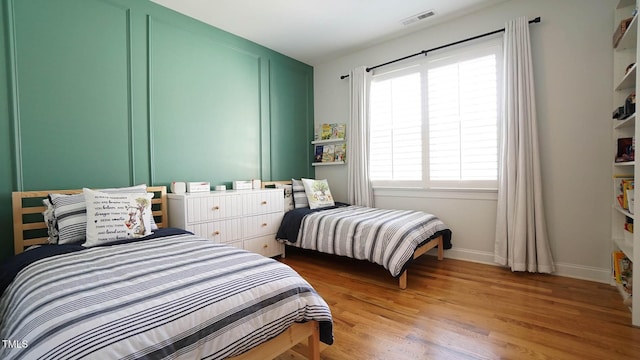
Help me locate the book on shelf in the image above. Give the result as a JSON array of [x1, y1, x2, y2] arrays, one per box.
[[623, 179, 634, 210], [614, 175, 634, 211], [334, 143, 346, 162], [318, 123, 346, 140], [621, 258, 633, 296], [613, 250, 627, 284], [615, 137, 634, 163], [625, 216, 634, 234], [613, 17, 634, 49], [321, 124, 332, 140], [320, 124, 331, 140], [332, 123, 346, 139], [314, 145, 323, 163], [322, 145, 335, 162], [612, 250, 633, 298]]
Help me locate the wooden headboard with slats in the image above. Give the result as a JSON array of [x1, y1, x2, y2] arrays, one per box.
[[261, 180, 292, 188], [11, 186, 167, 255]]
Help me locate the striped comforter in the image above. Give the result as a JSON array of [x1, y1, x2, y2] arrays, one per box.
[[287, 205, 452, 277], [0, 232, 333, 360]]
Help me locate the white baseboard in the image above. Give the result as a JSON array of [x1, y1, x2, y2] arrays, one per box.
[[552, 262, 612, 284], [427, 248, 612, 284], [429, 247, 496, 265]]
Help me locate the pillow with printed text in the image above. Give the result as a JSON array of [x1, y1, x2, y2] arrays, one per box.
[[83, 188, 153, 247], [48, 184, 158, 244]]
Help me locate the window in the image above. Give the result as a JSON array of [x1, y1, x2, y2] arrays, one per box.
[[369, 39, 502, 189]]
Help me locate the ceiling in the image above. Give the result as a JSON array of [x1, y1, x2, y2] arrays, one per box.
[[150, 0, 507, 65]]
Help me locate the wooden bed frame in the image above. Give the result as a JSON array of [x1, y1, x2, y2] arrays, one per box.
[[229, 321, 320, 360], [262, 181, 445, 289], [12, 186, 169, 255], [11, 185, 322, 360]]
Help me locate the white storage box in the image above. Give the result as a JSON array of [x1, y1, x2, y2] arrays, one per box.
[[233, 180, 253, 190], [187, 182, 210, 193]]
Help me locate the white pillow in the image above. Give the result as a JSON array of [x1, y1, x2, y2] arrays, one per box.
[[301, 178, 335, 209], [83, 188, 153, 247], [291, 179, 309, 208], [275, 184, 294, 212]]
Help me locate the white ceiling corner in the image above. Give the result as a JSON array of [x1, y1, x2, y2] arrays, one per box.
[[150, 0, 508, 65]]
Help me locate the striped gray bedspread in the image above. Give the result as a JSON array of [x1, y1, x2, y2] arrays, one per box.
[[0, 233, 332, 360], [288, 205, 451, 277]]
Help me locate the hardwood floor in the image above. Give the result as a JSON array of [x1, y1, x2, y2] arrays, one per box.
[[274, 247, 640, 360]]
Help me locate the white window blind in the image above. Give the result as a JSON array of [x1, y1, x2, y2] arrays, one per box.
[[428, 53, 498, 185], [369, 39, 501, 189], [370, 70, 422, 183]]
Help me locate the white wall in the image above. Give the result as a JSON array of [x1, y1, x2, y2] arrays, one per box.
[[313, 0, 617, 282]]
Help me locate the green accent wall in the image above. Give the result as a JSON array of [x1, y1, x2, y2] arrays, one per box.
[[270, 61, 315, 178], [0, 1, 14, 260], [0, 0, 314, 260]]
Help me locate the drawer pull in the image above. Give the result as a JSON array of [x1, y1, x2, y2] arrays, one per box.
[[263, 244, 268, 248], [212, 231, 220, 236], [261, 201, 267, 205], [212, 206, 220, 211], [261, 223, 268, 227]]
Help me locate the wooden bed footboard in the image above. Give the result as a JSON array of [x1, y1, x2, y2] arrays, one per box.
[[228, 321, 320, 360], [399, 235, 444, 289]]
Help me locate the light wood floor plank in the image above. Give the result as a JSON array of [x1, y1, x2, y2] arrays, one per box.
[[274, 247, 640, 359]]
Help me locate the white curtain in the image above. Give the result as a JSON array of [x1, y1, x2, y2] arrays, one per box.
[[494, 17, 555, 273], [347, 66, 375, 207]]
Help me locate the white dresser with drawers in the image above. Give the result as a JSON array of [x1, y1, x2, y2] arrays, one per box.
[[168, 189, 284, 257]]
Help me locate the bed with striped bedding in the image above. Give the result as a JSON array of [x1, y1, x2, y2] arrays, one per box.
[[278, 205, 452, 282], [0, 230, 333, 360]]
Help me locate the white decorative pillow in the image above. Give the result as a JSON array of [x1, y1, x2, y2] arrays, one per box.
[[275, 184, 294, 212], [291, 179, 309, 208], [83, 188, 153, 247], [301, 178, 335, 209]]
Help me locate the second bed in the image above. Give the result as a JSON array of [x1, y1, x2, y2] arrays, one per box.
[[265, 181, 452, 289]]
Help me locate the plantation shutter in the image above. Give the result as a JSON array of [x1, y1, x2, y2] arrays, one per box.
[[369, 70, 423, 183], [427, 53, 499, 185]]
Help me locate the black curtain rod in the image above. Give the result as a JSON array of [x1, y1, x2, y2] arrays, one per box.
[[340, 16, 541, 79]]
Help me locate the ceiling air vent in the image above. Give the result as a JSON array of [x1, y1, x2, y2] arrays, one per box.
[[401, 10, 436, 26]]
